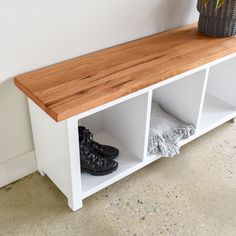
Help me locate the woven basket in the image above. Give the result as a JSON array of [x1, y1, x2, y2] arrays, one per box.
[[197, 0, 236, 37]]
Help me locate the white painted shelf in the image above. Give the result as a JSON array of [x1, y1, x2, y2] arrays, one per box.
[[199, 93, 236, 131]]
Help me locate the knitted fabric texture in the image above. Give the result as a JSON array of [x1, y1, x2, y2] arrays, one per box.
[[148, 102, 195, 157]]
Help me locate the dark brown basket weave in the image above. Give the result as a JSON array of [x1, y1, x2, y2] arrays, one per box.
[[197, 0, 236, 37]]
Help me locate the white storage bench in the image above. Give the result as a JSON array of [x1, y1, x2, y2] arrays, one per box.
[[15, 24, 236, 211]]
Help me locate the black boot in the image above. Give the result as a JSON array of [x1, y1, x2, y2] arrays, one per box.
[[79, 129, 118, 175], [78, 126, 119, 159]]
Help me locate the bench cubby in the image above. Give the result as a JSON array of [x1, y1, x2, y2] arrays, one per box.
[[200, 57, 236, 132], [146, 69, 208, 158], [15, 25, 236, 211], [152, 69, 207, 129], [78, 93, 150, 198]]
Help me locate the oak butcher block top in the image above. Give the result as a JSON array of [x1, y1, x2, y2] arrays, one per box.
[[14, 24, 236, 122]]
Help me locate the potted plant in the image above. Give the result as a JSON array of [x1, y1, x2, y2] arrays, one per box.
[[197, 0, 236, 37]]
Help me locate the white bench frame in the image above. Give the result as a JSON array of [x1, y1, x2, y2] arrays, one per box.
[[29, 52, 236, 211]]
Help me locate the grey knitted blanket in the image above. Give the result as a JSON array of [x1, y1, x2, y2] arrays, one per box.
[[148, 102, 195, 157]]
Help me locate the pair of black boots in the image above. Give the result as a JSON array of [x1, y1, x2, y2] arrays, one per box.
[[79, 126, 119, 176]]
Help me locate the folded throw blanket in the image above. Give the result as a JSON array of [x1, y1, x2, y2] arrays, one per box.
[[148, 102, 195, 157]]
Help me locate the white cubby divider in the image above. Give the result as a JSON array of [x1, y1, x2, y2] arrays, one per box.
[[28, 55, 236, 211]]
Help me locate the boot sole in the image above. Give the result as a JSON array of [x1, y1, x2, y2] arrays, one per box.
[[108, 152, 119, 159], [81, 164, 118, 176]]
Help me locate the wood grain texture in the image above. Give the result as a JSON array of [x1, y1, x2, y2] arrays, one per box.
[[14, 24, 236, 122]]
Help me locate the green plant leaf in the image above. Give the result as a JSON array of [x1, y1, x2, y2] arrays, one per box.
[[203, 0, 225, 9], [216, 0, 225, 9]]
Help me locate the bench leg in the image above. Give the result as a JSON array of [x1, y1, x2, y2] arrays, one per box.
[[68, 197, 83, 211], [231, 117, 236, 123], [28, 100, 83, 211]]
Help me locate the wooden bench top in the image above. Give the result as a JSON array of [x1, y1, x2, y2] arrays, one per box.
[[14, 24, 236, 122]]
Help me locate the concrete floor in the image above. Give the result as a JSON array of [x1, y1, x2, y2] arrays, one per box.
[[0, 122, 236, 236]]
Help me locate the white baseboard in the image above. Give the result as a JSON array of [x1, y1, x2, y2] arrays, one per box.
[[0, 150, 37, 188]]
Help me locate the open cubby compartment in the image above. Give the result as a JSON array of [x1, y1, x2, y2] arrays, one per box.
[[78, 92, 150, 199], [148, 69, 207, 158], [199, 57, 236, 132]]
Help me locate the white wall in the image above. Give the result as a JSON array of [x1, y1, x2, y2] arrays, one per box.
[[0, 0, 198, 187]]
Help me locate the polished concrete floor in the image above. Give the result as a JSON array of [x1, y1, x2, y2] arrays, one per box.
[[1, 122, 236, 236]]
